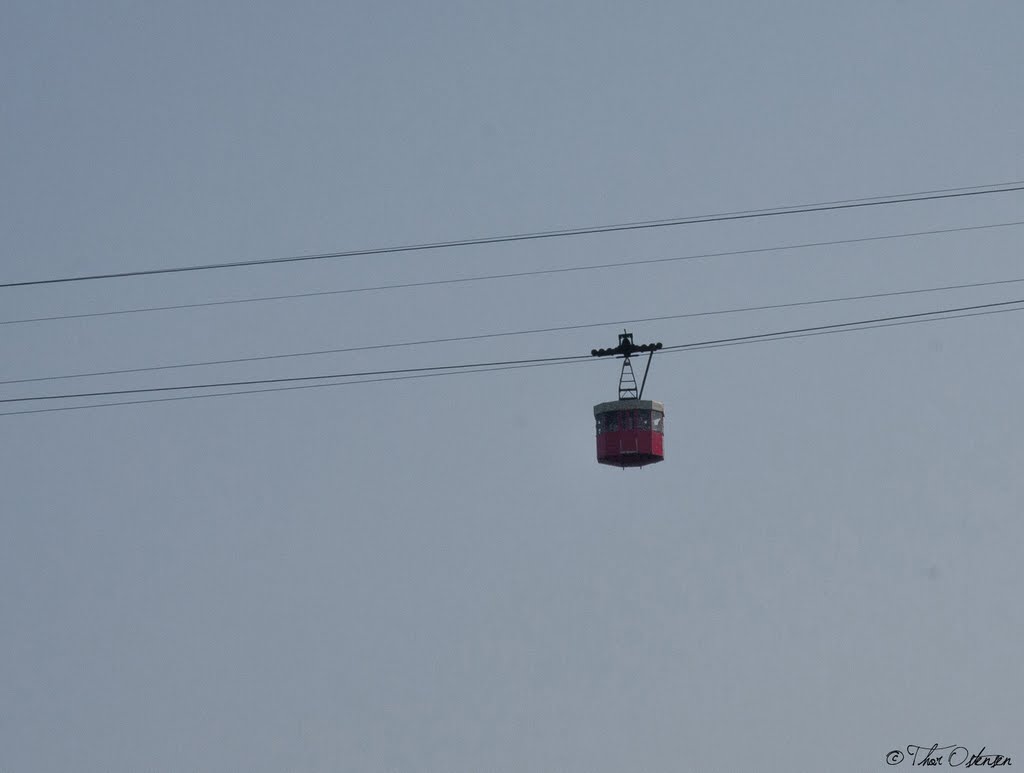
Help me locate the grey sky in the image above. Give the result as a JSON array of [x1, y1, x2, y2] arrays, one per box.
[[2, 2, 1022, 772]]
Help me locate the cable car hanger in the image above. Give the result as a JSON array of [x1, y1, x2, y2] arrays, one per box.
[[591, 331, 663, 400]]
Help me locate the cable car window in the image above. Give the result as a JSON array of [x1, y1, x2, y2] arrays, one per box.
[[606, 413, 618, 432], [621, 411, 632, 431], [595, 414, 605, 435], [637, 412, 651, 431], [652, 411, 664, 433]]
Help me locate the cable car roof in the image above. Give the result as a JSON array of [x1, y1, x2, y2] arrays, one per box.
[[593, 399, 664, 415]]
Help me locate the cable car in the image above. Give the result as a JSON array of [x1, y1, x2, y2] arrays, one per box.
[[591, 331, 664, 468]]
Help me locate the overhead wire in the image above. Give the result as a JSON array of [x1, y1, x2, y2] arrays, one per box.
[[3, 219, 1022, 328], [2, 302, 1022, 418], [4, 296, 1024, 409], [7, 272, 1024, 387], [658, 299, 1024, 352], [0, 360, 586, 418], [2, 181, 1023, 289], [0, 353, 594, 405], [687, 305, 1024, 353]]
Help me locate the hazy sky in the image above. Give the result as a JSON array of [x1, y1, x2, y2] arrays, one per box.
[[2, 3, 1022, 772]]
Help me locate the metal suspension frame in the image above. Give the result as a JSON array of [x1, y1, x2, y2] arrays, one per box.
[[591, 330, 662, 400], [618, 357, 638, 399]]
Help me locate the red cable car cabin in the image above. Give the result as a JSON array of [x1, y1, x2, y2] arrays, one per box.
[[590, 330, 665, 469], [594, 399, 665, 468]]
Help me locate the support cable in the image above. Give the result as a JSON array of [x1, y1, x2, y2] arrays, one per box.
[[2, 303, 1021, 418], [2, 182, 1022, 289], [4, 296, 1024, 407], [5, 272, 1024, 387]]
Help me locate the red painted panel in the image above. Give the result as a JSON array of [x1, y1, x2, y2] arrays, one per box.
[[596, 429, 664, 468]]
